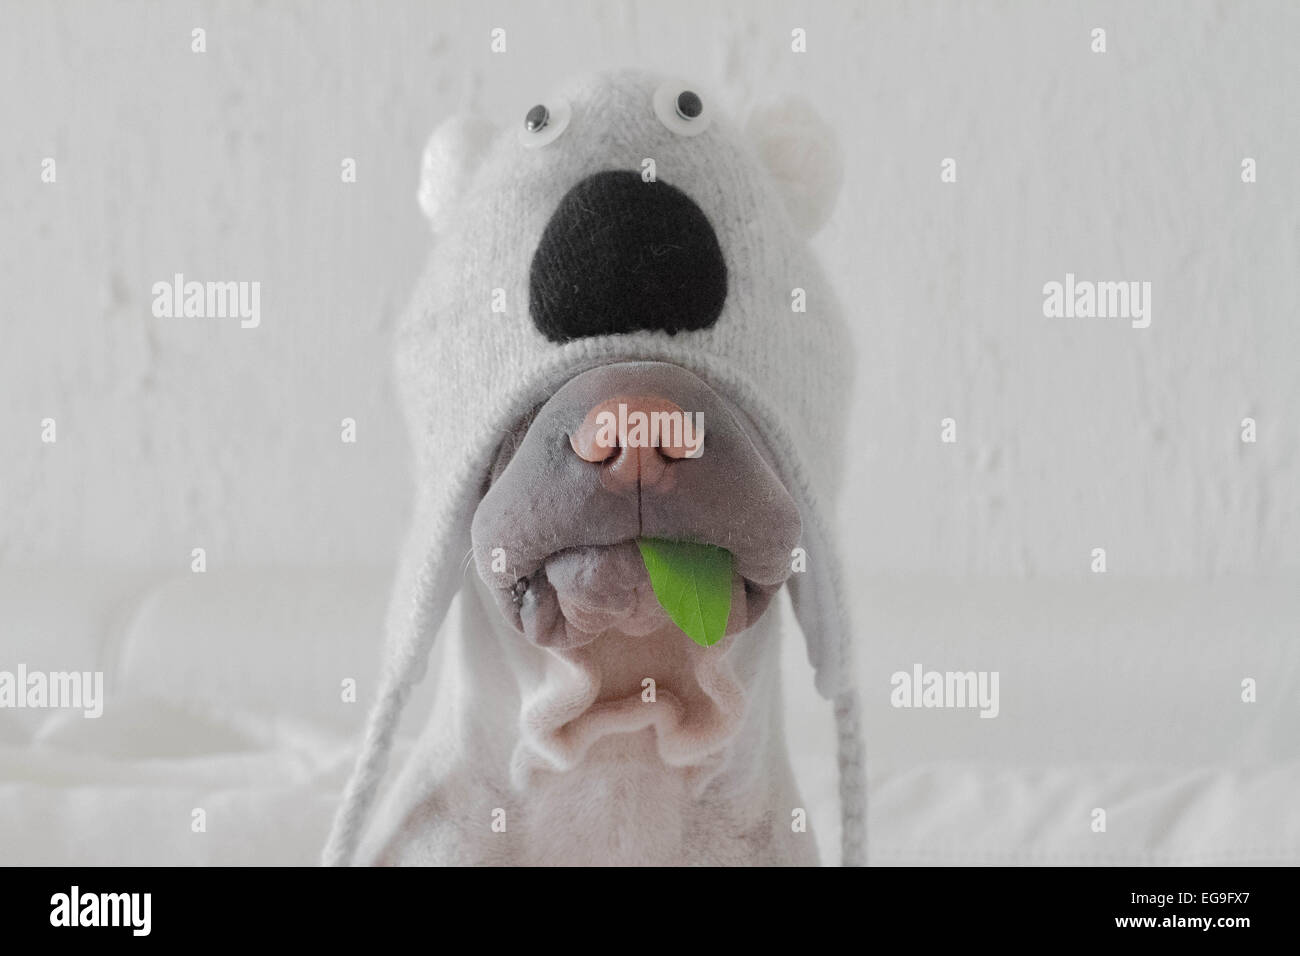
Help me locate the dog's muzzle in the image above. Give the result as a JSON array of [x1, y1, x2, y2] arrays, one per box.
[[470, 362, 800, 648]]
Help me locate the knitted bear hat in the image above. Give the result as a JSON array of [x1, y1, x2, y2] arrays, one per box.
[[324, 69, 865, 866]]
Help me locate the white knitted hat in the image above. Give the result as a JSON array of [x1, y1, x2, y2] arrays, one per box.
[[324, 69, 865, 865]]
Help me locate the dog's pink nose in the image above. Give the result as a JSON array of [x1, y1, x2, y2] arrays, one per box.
[[569, 395, 704, 490]]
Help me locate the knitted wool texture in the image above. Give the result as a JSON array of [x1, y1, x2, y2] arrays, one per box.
[[324, 69, 865, 866]]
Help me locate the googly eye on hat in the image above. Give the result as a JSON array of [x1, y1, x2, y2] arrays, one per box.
[[653, 79, 712, 136], [517, 96, 572, 148]]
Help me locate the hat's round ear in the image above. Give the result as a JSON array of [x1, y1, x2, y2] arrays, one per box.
[[746, 96, 843, 237], [417, 115, 498, 231]]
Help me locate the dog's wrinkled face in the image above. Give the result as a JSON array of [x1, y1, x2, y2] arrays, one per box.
[[472, 361, 801, 650]]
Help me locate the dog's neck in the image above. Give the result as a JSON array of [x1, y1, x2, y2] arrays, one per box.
[[367, 576, 816, 865]]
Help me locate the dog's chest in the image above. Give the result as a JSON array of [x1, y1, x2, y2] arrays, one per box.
[[514, 733, 693, 866]]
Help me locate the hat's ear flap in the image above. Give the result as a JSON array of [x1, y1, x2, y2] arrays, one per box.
[[784, 489, 866, 865], [746, 96, 844, 237], [417, 115, 498, 231]]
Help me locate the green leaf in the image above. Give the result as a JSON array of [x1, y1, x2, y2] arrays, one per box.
[[636, 537, 733, 648]]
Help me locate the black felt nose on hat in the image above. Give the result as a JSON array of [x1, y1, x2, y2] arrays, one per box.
[[529, 170, 728, 342]]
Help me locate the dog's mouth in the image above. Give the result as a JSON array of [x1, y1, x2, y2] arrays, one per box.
[[470, 361, 802, 649], [501, 539, 782, 650]]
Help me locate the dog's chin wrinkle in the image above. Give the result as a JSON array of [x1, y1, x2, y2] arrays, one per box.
[[508, 624, 746, 793]]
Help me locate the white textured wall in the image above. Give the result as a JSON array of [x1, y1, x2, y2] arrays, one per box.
[[1, 0, 1296, 577]]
